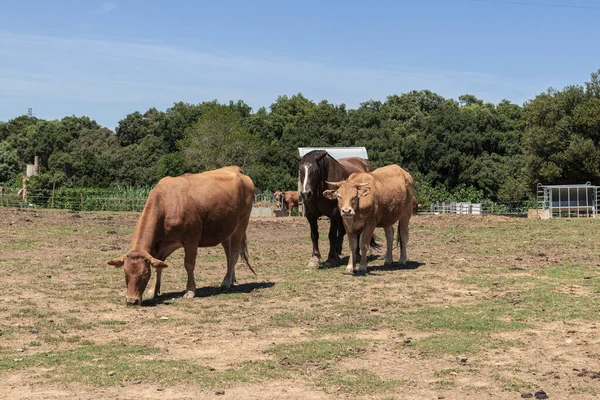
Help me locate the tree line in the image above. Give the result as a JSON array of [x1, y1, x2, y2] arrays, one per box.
[[1, 70, 600, 206]]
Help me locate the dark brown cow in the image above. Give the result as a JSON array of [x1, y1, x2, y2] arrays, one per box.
[[274, 190, 299, 217], [107, 166, 255, 305], [324, 164, 414, 275], [412, 195, 418, 215], [294, 150, 372, 267]]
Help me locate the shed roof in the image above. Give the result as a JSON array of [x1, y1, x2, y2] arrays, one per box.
[[298, 147, 368, 160], [538, 182, 599, 189]]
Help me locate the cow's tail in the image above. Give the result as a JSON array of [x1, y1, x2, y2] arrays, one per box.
[[240, 233, 256, 276], [355, 228, 381, 250]]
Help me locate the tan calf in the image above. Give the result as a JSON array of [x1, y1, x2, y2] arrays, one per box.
[[324, 164, 414, 275], [274, 190, 299, 216]]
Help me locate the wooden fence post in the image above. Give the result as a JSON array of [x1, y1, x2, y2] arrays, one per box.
[[51, 182, 55, 209]]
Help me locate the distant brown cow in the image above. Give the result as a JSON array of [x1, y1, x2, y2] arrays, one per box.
[[274, 190, 299, 217], [324, 164, 414, 275], [107, 166, 255, 305]]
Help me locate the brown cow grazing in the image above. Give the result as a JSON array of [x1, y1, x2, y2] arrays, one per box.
[[274, 190, 299, 217], [324, 164, 414, 275], [107, 166, 255, 306]]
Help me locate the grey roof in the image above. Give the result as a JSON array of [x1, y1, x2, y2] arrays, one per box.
[[298, 147, 368, 160], [538, 182, 598, 188]]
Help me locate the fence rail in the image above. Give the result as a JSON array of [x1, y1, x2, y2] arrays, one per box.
[[0, 187, 539, 217], [0, 188, 286, 213]]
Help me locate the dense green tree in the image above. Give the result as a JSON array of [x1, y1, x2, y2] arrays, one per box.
[[3, 70, 600, 206], [180, 106, 262, 178]]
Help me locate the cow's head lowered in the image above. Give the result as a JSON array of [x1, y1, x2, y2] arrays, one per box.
[[107, 251, 167, 306], [323, 180, 372, 219]]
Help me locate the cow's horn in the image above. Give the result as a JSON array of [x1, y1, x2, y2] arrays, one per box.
[[325, 181, 342, 188]]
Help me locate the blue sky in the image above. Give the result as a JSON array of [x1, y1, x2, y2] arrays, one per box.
[[1, 0, 599, 130]]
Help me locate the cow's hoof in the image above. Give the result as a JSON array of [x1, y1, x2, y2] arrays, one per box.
[[183, 290, 196, 299], [323, 260, 339, 268], [308, 258, 321, 267], [343, 267, 354, 275], [355, 269, 367, 277], [399, 257, 407, 266]]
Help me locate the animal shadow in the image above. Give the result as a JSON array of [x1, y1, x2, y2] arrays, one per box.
[[143, 281, 276, 306], [367, 260, 425, 273], [317, 254, 379, 270]]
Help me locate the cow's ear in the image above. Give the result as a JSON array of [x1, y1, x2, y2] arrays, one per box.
[[107, 256, 125, 268], [149, 257, 168, 269], [323, 190, 338, 200], [292, 154, 302, 162]]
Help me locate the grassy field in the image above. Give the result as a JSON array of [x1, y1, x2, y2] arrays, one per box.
[[0, 209, 599, 399]]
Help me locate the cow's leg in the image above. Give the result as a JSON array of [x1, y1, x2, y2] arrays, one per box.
[[288, 203, 292, 217], [307, 215, 321, 267], [334, 218, 344, 258], [222, 218, 249, 288], [324, 216, 341, 267], [398, 215, 410, 266], [357, 225, 376, 275], [147, 267, 162, 299], [183, 243, 199, 299], [221, 238, 236, 289], [355, 230, 361, 261], [384, 226, 394, 266], [345, 232, 358, 275]]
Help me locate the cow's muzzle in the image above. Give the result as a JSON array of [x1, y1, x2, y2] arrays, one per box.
[[341, 207, 355, 217], [126, 297, 142, 306]]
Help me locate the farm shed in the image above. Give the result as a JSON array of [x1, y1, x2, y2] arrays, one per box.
[[296, 147, 369, 215], [537, 182, 600, 218]]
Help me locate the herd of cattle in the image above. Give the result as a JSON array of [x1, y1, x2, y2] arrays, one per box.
[[108, 150, 416, 305]]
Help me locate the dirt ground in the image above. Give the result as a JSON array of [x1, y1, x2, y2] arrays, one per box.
[[1, 208, 599, 399]]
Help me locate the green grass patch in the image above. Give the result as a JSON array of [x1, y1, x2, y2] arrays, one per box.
[[538, 264, 593, 280], [98, 320, 127, 326], [271, 311, 316, 327], [491, 373, 535, 391], [267, 339, 368, 367], [410, 333, 518, 356], [0, 342, 284, 387], [506, 287, 600, 322], [401, 302, 528, 332], [431, 379, 457, 389], [315, 369, 410, 395], [434, 368, 479, 377]]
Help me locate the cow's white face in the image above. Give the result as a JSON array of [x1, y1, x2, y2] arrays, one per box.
[[108, 251, 167, 306], [323, 182, 371, 219]]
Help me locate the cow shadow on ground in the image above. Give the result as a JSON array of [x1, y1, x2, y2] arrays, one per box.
[[367, 261, 425, 273], [142, 282, 276, 306], [317, 254, 379, 270]]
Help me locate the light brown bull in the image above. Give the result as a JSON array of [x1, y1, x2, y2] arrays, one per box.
[[324, 164, 414, 275]]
